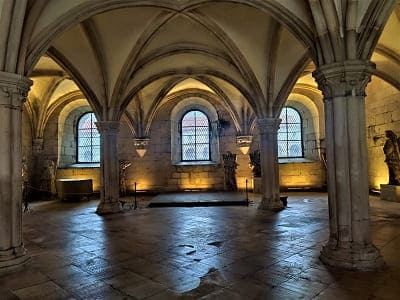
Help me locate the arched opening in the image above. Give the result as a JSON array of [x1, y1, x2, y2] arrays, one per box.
[[77, 112, 100, 163], [181, 110, 211, 161]]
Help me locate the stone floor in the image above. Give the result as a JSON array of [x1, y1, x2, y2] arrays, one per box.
[[1, 192, 400, 299], [148, 192, 249, 207]]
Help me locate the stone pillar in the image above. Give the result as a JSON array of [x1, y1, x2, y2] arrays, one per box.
[[257, 118, 284, 211], [96, 121, 121, 214], [0, 71, 32, 271], [313, 60, 383, 270]]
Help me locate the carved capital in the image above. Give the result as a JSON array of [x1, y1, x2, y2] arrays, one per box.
[[236, 135, 252, 155], [256, 118, 281, 134], [313, 60, 374, 99], [95, 121, 120, 135], [133, 137, 150, 149], [0, 71, 32, 109]]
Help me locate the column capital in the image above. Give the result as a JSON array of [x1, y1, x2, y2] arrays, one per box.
[[0, 72, 32, 108], [256, 118, 281, 134], [95, 121, 120, 135], [313, 60, 374, 99]]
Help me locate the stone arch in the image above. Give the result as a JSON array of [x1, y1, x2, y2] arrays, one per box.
[[170, 96, 220, 164]]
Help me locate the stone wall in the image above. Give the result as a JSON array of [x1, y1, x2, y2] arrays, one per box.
[[279, 161, 326, 189], [366, 76, 400, 190], [22, 95, 329, 195], [120, 98, 253, 192]]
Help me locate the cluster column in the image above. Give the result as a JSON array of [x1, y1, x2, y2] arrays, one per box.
[[313, 60, 383, 270], [257, 118, 284, 211], [0, 72, 32, 271], [96, 121, 121, 214]]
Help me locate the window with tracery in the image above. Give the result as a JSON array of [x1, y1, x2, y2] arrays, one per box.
[[181, 110, 210, 161], [278, 107, 303, 158], [77, 112, 100, 162]]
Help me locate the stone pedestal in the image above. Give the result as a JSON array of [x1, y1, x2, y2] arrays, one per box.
[[0, 72, 32, 272], [257, 118, 284, 211], [380, 184, 400, 202], [314, 61, 383, 271], [96, 121, 121, 214]]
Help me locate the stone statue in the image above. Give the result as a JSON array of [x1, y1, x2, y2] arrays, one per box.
[[22, 158, 29, 211], [41, 160, 57, 195], [383, 130, 400, 185], [119, 161, 132, 196], [222, 151, 238, 191], [249, 150, 261, 177]]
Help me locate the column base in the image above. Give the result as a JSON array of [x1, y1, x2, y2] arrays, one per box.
[[320, 240, 384, 271], [96, 201, 121, 215], [258, 198, 284, 211], [0, 245, 30, 273]]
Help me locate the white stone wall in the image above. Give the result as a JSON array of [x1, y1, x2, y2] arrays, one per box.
[[279, 161, 326, 189], [120, 98, 253, 192], [366, 76, 400, 189], [22, 95, 330, 194]]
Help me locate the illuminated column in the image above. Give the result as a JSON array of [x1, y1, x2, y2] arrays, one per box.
[[0, 72, 32, 271], [313, 60, 383, 270], [96, 121, 121, 214], [257, 118, 284, 211]]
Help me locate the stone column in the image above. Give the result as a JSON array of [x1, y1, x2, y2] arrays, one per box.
[[96, 121, 121, 214], [313, 60, 383, 270], [0, 71, 32, 271], [257, 118, 284, 211]]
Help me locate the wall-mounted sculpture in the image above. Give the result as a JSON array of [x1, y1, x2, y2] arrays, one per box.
[[222, 151, 238, 191], [40, 160, 57, 196], [383, 130, 400, 185]]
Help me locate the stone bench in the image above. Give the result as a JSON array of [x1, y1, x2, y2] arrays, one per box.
[[56, 179, 93, 201]]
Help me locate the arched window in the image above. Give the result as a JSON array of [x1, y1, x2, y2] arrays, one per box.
[[278, 107, 303, 158], [181, 110, 210, 161], [77, 112, 100, 162]]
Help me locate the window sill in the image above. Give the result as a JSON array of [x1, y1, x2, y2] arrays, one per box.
[[59, 163, 100, 169], [173, 161, 218, 166], [278, 158, 317, 164]]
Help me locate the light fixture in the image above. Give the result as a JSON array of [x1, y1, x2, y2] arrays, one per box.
[[236, 135, 253, 155], [133, 137, 150, 158]]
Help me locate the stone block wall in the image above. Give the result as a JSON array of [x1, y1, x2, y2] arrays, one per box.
[[119, 98, 253, 192], [22, 93, 330, 195], [366, 76, 400, 190], [279, 161, 326, 189], [167, 165, 224, 191]]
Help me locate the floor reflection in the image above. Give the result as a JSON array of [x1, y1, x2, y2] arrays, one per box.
[[1, 192, 399, 299]]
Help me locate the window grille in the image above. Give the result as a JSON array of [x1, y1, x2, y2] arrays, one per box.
[[181, 110, 210, 161], [77, 112, 100, 162], [277, 107, 303, 158]]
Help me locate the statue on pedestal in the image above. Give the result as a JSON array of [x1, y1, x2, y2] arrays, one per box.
[[119, 161, 132, 196], [249, 150, 261, 177], [222, 151, 238, 191], [383, 130, 400, 185]]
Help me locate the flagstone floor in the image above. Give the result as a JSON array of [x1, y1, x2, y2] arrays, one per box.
[[1, 192, 400, 299]]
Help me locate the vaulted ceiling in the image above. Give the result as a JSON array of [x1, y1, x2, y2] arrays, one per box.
[[22, 0, 399, 139]]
